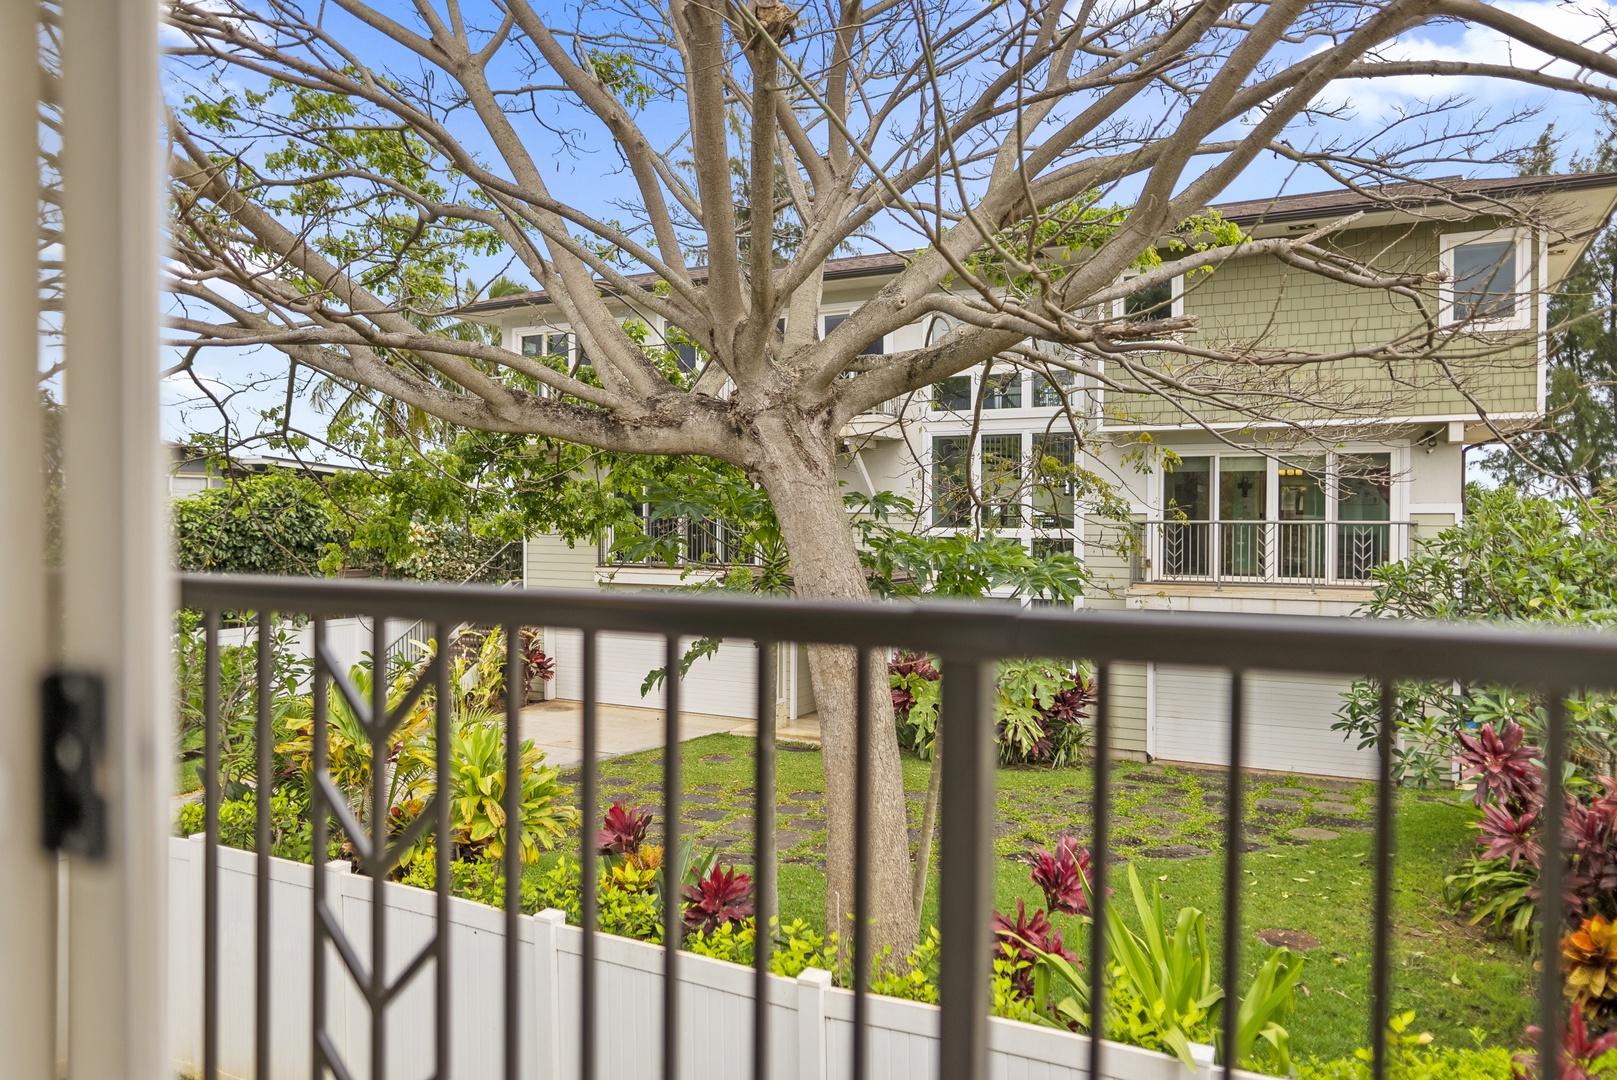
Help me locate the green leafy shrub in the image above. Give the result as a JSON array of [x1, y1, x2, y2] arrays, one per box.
[[1443, 856, 1537, 952], [1336, 486, 1617, 789], [174, 789, 337, 863], [890, 653, 1092, 767], [1300, 1014, 1520, 1080], [440, 719, 577, 862], [1021, 862, 1300, 1072]]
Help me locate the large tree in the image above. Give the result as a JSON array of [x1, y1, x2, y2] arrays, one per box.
[[1489, 115, 1617, 495], [163, 0, 1617, 951]]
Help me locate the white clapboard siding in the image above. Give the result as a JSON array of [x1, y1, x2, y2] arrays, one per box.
[[1150, 665, 1377, 779], [169, 837, 1278, 1080], [550, 627, 760, 719]]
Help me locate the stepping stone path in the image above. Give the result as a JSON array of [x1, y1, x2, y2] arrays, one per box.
[[1142, 844, 1212, 860], [684, 793, 722, 805], [788, 791, 821, 802], [686, 808, 729, 822], [1132, 826, 1178, 842], [1255, 798, 1303, 812], [1255, 928, 1322, 950], [1288, 827, 1339, 841], [1312, 801, 1359, 815], [1307, 815, 1370, 831], [701, 754, 734, 763], [774, 829, 809, 851], [1136, 806, 1190, 823], [639, 782, 662, 792], [603, 777, 635, 788], [1270, 787, 1313, 798], [789, 817, 825, 830], [781, 743, 816, 753]]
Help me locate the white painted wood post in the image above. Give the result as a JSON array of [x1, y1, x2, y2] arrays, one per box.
[[532, 909, 567, 1080], [60, 0, 167, 1072], [0, 5, 51, 1077], [324, 859, 354, 1065], [796, 967, 833, 1080]]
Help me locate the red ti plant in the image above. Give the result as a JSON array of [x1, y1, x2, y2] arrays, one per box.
[[518, 628, 556, 697], [681, 864, 754, 936], [597, 801, 653, 856], [1566, 787, 1617, 918], [1513, 1008, 1617, 1080], [1479, 803, 1543, 871], [1029, 835, 1102, 916], [1456, 720, 1542, 811], [992, 899, 1077, 998]]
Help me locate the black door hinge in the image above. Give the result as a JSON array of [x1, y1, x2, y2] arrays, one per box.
[[41, 670, 108, 858]]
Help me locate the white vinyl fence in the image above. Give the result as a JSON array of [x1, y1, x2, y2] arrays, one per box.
[[169, 836, 1256, 1080]]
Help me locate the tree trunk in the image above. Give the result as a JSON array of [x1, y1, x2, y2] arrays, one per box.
[[912, 727, 942, 925], [750, 410, 920, 959]]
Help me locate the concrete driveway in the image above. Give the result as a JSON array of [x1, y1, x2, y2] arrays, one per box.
[[518, 699, 759, 769]]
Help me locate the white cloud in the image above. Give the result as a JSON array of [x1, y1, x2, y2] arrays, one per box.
[[1319, 0, 1617, 121]]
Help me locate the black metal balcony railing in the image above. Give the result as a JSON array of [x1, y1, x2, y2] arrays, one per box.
[[1136, 519, 1412, 586], [179, 573, 1617, 1080]]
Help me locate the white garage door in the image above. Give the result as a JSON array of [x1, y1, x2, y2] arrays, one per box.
[[549, 628, 759, 719], [1150, 665, 1377, 779]]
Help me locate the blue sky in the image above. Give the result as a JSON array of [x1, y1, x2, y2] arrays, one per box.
[[161, 0, 1617, 450]]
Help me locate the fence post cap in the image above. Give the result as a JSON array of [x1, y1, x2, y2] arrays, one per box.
[[534, 908, 566, 925], [796, 966, 833, 988]]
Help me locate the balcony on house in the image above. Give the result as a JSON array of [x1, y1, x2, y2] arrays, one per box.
[[1135, 517, 1411, 586]]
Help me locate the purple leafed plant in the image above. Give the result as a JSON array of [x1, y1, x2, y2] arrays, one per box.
[[1478, 803, 1542, 870], [992, 899, 1077, 997], [597, 802, 652, 856], [1514, 1008, 1617, 1080], [1456, 720, 1542, 810], [1029, 835, 1101, 916], [681, 864, 755, 936]]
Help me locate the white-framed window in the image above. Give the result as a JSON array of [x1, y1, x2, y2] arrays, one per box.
[[927, 429, 1080, 532], [822, 311, 885, 355], [1153, 450, 1402, 581], [515, 327, 582, 369], [924, 316, 1085, 414], [1113, 270, 1185, 321], [1439, 228, 1533, 330]]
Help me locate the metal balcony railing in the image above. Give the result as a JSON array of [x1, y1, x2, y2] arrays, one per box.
[[1136, 519, 1413, 586], [178, 573, 1617, 1080]]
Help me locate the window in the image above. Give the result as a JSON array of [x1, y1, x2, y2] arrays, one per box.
[[980, 434, 1023, 527], [823, 313, 885, 355], [1115, 272, 1183, 322], [520, 331, 571, 362], [981, 369, 1022, 409], [1125, 278, 1173, 320], [1033, 367, 1076, 408], [1031, 433, 1075, 528], [1155, 451, 1398, 582], [1441, 230, 1530, 329], [931, 436, 971, 526], [933, 376, 971, 411]]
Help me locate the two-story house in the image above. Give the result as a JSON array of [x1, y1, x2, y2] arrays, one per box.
[[464, 172, 1617, 778]]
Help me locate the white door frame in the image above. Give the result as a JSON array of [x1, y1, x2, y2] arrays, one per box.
[[60, 0, 170, 1076], [0, 3, 55, 1074]]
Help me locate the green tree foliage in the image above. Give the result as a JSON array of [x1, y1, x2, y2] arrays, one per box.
[[1336, 485, 1617, 785], [1488, 116, 1617, 494]]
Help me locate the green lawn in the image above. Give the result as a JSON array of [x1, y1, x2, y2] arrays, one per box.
[[549, 732, 1533, 1063]]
